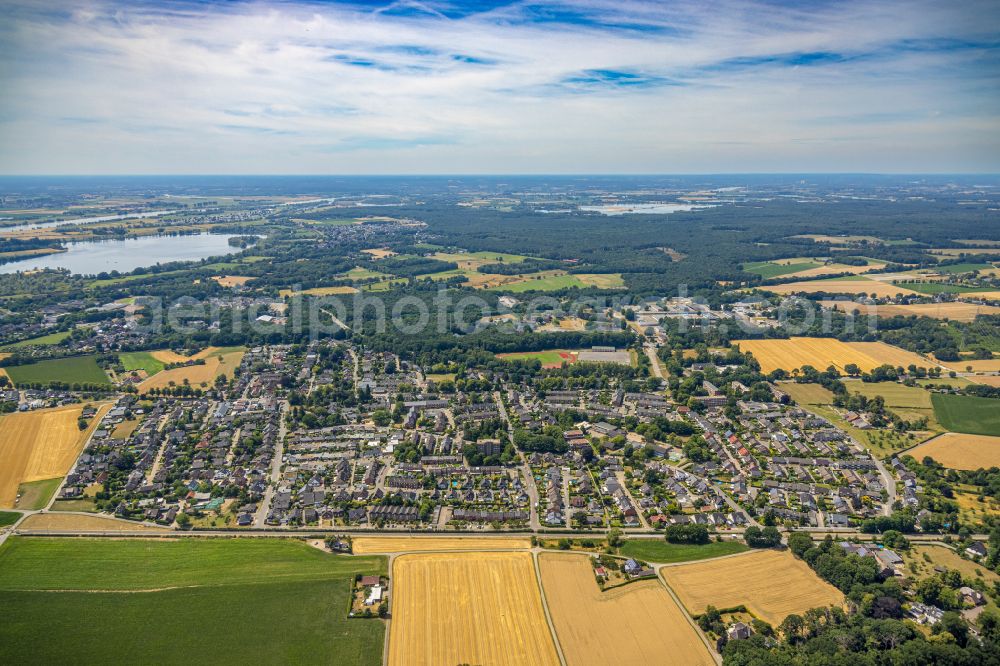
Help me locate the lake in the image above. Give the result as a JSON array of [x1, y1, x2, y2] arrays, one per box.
[[1, 210, 174, 233], [0, 233, 242, 275], [579, 203, 716, 215]]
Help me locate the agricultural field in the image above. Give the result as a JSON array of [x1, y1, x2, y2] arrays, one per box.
[[4, 355, 111, 386], [138, 347, 245, 392], [618, 539, 748, 564], [904, 545, 1000, 589], [762, 278, 920, 298], [490, 272, 609, 292], [210, 275, 254, 287], [388, 552, 558, 666], [0, 511, 20, 527], [18, 512, 170, 533], [908, 433, 1000, 469], [351, 536, 530, 554], [825, 300, 1000, 322], [361, 248, 397, 259], [931, 394, 1000, 437], [1, 330, 72, 349], [846, 381, 942, 430], [279, 285, 359, 297], [119, 351, 165, 377], [12, 478, 64, 511], [661, 549, 844, 626], [744, 259, 822, 279], [539, 553, 713, 666], [734, 337, 936, 374], [951, 358, 1000, 373], [0, 403, 111, 508], [894, 282, 995, 295], [0, 538, 386, 665]]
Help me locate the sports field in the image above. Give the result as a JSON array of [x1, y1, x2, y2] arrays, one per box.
[[388, 552, 558, 666], [4, 355, 111, 386], [138, 347, 245, 391], [352, 536, 530, 554], [539, 553, 713, 666], [735, 337, 936, 374], [497, 350, 577, 368], [931, 394, 1000, 437], [660, 549, 844, 626], [0, 538, 386, 665], [0, 403, 111, 508], [908, 433, 1000, 470]]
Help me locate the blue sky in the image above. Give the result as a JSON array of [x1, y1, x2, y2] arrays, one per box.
[[0, 0, 998, 174]]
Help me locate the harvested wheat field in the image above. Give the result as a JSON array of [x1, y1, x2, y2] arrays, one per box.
[[908, 433, 1000, 470], [211, 275, 254, 287], [661, 549, 844, 626], [0, 403, 112, 508], [825, 300, 1000, 322], [764, 280, 920, 298], [139, 347, 244, 391], [388, 552, 559, 666], [972, 376, 1000, 387], [352, 536, 530, 554], [361, 247, 396, 259], [735, 337, 936, 374], [783, 261, 886, 279], [17, 512, 169, 533], [278, 285, 358, 297], [540, 553, 713, 666], [951, 359, 1000, 373]]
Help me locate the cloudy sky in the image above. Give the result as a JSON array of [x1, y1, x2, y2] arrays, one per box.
[[1, 0, 998, 174]]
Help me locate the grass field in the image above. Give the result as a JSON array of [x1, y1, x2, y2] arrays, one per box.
[[894, 282, 994, 295], [0, 538, 386, 665], [909, 433, 1000, 469], [211, 275, 254, 287], [744, 260, 822, 278], [279, 285, 359, 297], [138, 347, 245, 392], [1, 330, 71, 349], [0, 403, 111, 508], [539, 553, 713, 666], [13, 478, 63, 510], [352, 536, 530, 554], [497, 349, 577, 368], [619, 539, 748, 563], [932, 393, 1000, 436], [388, 551, 558, 666], [905, 545, 999, 591], [490, 273, 594, 292], [661, 550, 844, 626], [4, 355, 111, 386], [119, 351, 165, 376], [735, 338, 936, 374], [0, 511, 21, 526], [847, 381, 942, 430]]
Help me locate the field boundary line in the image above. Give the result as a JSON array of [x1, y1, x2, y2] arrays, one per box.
[[655, 566, 723, 666], [532, 550, 568, 666]]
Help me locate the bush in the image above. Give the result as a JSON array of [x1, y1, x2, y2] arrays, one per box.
[[665, 524, 710, 545]]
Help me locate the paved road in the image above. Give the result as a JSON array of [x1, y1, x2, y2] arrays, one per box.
[[494, 391, 541, 530], [253, 400, 289, 528], [873, 456, 897, 516]]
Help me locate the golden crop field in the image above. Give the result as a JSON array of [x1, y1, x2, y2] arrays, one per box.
[[908, 433, 1000, 470], [661, 550, 844, 626], [17, 512, 169, 533], [211, 275, 254, 287], [763, 280, 920, 298], [139, 347, 244, 391], [352, 536, 531, 554], [278, 285, 358, 297], [951, 359, 1000, 373], [539, 553, 713, 666], [825, 300, 1000, 322], [0, 403, 112, 508], [959, 290, 1000, 301], [388, 552, 559, 666], [361, 247, 396, 259], [783, 262, 886, 279], [735, 337, 936, 374], [972, 376, 1000, 387]]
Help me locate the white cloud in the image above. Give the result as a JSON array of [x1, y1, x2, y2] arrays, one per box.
[[0, 0, 997, 173]]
